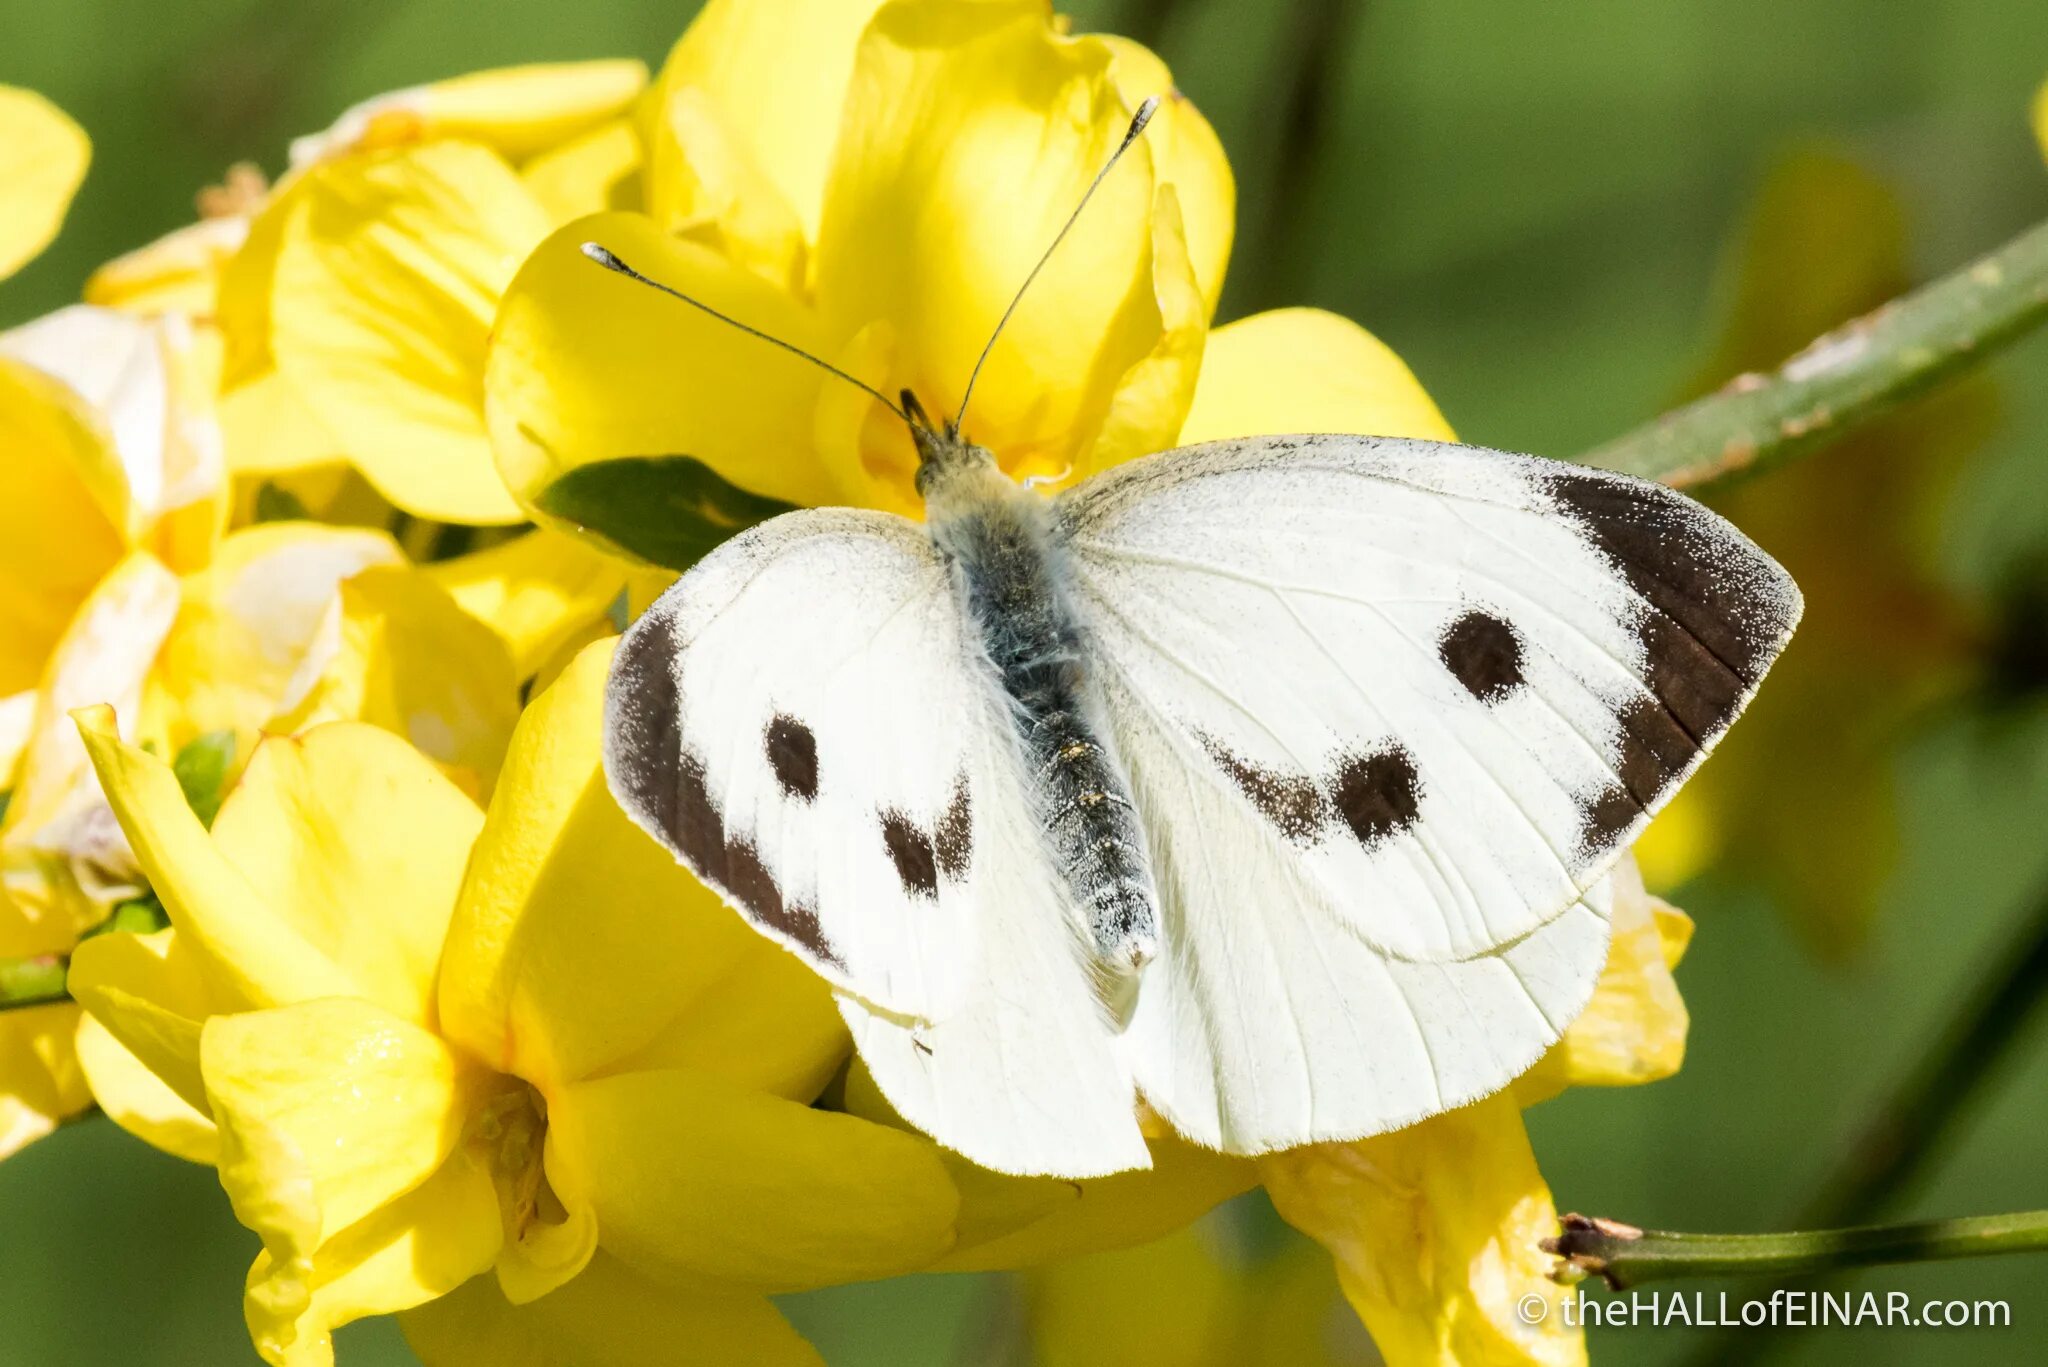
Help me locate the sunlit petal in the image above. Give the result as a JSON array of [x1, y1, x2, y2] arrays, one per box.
[[0, 85, 89, 280], [1177, 307, 1455, 446], [270, 142, 548, 523], [1262, 1096, 1586, 1367], [544, 1066, 958, 1292]]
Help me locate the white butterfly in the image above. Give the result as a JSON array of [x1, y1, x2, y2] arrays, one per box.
[[592, 99, 1800, 1178], [602, 414, 1798, 1177]]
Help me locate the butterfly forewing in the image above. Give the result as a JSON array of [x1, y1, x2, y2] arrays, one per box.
[[1060, 435, 1800, 962], [603, 507, 1147, 1176]]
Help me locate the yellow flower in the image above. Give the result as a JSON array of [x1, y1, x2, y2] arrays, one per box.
[[490, 0, 1235, 562], [69, 641, 1254, 1364], [202, 62, 649, 525], [0, 519, 521, 1159], [77, 62, 646, 527], [0, 85, 88, 281], [0, 304, 227, 775]]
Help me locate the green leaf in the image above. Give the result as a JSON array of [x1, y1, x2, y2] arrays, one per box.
[[534, 454, 800, 573], [80, 892, 170, 941], [252, 481, 312, 523], [170, 730, 237, 829]]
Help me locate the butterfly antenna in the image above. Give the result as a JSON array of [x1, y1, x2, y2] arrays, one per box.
[[951, 95, 1160, 437], [581, 243, 910, 424]]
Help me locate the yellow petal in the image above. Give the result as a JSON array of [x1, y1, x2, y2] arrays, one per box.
[[544, 1066, 958, 1292], [202, 999, 490, 1365], [0, 86, 89, 280], [519, 119, 642, 224], [1261, 1095, 1586, 1367], [0, 1000, 90, 1159], [401, 1254, 823, 1367], [645, 84, 808, 293], [2, 552, 180, 922], [655, 0, 889, 243], [2, 304, 228, 570], [273, 566, 522, 795], [439, 640, 844, 1095], [1026, 1224, 1252, 1367], [936, 1131, 1255, 1272], [218, 370, 347, 479], [2036, 77, 2048, 162], [814, 2, 1164, 492], [290, 61, 649, 167], [0, 355, 127, 695], [148, 523, 401, 751], [1177, 307, 1456, 445], [831, 1059, 1256, 1274], [1100, 39, 1235, 316], [73, 705, 359, 1009], [1073, 182, 1209, 480], [270, 142, 549, 524], [253, 1153, 503, 1367], [66, 924, 219, 1118], [86, 215, 250, 317], [205, 725, 483, 1024], [486, 212, 838, 565], [74, 1009, 218, 1163], [427, 530, 627, 680], [1513, 858, 1692, 1103]]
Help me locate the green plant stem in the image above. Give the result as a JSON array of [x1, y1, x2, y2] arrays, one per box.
[[1546, 1210, 2048, 1290], [0, 954, 69, 1012], [1584, 215, 2048, 489]]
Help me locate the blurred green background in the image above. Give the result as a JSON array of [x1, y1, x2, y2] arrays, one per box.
[[5, 1, 2048, 1364]]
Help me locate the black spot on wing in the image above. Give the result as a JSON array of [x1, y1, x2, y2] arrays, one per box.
[[1330, 744, 1422, 849], [604, 613, 844, 970], [763, 714, 819, 800], [933, 778, 972, 880], [1438, 607, 1527, 702], [1546, 469, 1792, 856], [1199, 733, 1326, 842], [881, 810, 939, 899]]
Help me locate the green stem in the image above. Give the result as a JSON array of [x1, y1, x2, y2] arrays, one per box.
[[0, 954, 69, 1012], [1583, 215, 2048, 488], [1546, 1210, 2048, 1290]]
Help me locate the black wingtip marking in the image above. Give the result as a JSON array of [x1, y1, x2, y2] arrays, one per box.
[[1545, 468, 1796, 857], [763, 713, 819, 801], [1438, 607, 1527, 702], [1200, 733, 1326, 842], [607, 611, 687, 845], [881, 810, 940, 899], [606, 616, 844, 970], [1331, 744, 1423, 850]]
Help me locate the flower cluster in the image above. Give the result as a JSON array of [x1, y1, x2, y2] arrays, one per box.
[[2, 3, 1699, 1364]]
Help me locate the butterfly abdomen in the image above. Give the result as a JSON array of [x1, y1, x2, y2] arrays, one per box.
[[926, 451, 1159, 977]]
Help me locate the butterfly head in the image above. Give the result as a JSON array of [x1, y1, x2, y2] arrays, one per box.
[[904, 387, 1005, 513]]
